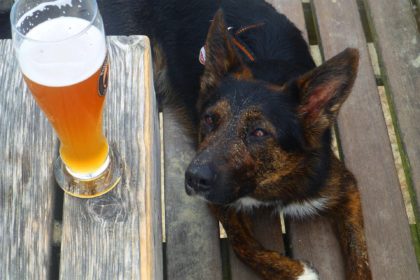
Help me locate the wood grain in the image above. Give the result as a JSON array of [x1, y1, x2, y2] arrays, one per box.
[[289, 217, 345, 279], [59, 36, 163, 280], [162, 108, 223, 280], [0, 39, 56, 279], [363, 0, 420, 216], [230, 208, 284, 280], [311, 0, 420, 279]]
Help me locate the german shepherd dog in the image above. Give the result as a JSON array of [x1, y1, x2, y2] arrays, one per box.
[[140, 0, 372, 279]]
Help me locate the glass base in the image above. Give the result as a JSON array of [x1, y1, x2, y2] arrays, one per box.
[[54, 145, 122, 198]]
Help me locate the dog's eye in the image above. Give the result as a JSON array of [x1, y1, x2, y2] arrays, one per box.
[[251, 128, 267, 138], [201, 114, 217, 137], [204, 114, 214, 126]]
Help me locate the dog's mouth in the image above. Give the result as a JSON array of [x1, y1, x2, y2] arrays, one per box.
[[184, 181, 222, 204], [184, 157, 257, 205], [185, 182, 194, 195], [184, 176, 256, 205], [185, 180, 234, 205], [185, 182, 210, 197]]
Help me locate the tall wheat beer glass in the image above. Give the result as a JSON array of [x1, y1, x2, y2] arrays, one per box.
[[11, 0, 122, 198]]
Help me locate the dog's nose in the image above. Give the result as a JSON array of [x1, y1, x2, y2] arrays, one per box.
[[185, 164, 214, 194]]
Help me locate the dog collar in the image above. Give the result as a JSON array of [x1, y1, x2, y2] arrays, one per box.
[[199, 22, 265, 65]]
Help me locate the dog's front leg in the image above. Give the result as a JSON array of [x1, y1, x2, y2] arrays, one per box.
[[332, 182, 372, 280], [210, 204, 319, 280]]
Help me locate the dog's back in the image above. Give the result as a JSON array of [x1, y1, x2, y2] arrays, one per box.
[[140, 0, 315, 123]]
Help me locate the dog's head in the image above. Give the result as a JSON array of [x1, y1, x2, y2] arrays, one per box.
[[185, 11, 359, 205]]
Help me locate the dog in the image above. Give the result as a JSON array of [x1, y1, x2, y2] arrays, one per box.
[[140, 0, 372, 279]]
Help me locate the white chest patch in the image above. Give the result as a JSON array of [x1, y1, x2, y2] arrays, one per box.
[[282, 197, 329, 219], [233, 196, 275, 212], [232, 196, 329, 219]]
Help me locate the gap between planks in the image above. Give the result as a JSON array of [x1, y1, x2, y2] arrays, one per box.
[[160, 112, 167, 243]]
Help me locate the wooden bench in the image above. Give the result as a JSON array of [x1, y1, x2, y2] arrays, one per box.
[[162, 0, 420, 279], [0, 0, 419, 279]]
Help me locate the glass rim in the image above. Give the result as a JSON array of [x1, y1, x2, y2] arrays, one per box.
[[10, 0, 99, 43]]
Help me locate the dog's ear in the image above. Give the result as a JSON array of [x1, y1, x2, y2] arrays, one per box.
[[294, 48, 359, 147], [200, 9, 249, 92]]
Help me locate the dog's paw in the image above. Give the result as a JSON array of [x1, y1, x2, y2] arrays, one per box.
[[297, 262, 319, 280]]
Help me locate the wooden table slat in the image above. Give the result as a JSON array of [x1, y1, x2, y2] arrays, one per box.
[[163, 108, 223, 280], [59, 36, 163, 280], [0, 39, 56, 280], [311, 1, 420, 279], [363, 0, 420, 216]]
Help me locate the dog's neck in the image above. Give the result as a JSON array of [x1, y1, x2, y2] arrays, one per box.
[[234, 155, 355, 219], [252, 146, 351, 206]]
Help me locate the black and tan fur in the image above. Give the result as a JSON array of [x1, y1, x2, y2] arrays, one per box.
[[139, 0, 372, 279]]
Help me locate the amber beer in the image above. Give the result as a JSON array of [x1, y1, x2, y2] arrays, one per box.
[[18, 16, 110, 176], [24, 63, 109, 174]]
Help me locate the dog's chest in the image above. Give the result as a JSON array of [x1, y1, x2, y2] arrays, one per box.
[[234, 196, 329, 219]]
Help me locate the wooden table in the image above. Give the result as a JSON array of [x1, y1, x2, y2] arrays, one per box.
[[1, 0, 420, 279], [0, 36, 162, 279]]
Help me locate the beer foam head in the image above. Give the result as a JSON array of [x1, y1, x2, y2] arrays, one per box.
[[18, 17, 106, 87], [16, 0, 74, 29]]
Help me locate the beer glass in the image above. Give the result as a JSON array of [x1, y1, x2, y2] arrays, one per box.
[[11, 0, 122, 198]]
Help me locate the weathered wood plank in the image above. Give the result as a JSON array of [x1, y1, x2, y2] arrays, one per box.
[[60, 36, 163, 280], [363, 0, 420, 217], [311, 0, 420, 279], [162, 108, 223, 280], [0, 39, 56, 279], [289, 217, 345, 279], [230, 208, 284, 280]]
